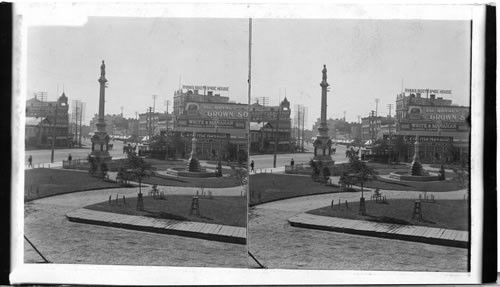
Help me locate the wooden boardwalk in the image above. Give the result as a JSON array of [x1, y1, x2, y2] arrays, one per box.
[[288, 213, 468, 248], [66, 208, 246, 245]]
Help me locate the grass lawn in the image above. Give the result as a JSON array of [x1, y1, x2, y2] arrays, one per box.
[[307, 198, 469, 231], [249, 174, 342, 206], [85, 195, 247, 227], [363, 177, 464, 192], [25, 168, 121, 201], [141, 174, 241, 188]]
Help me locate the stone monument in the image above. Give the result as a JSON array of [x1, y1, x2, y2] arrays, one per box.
[[409, 135, 425, 176], [187, 132, 202, 172], [312, 65, 334, 167], [90, 60, 112, 168]]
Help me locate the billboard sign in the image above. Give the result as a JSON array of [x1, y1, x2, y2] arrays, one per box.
[[167, 131, 230, 143], [407, 106, 469, 122], [177, 118, 246, 129], [182, 85, 229, 92], [399, 121, 469, 132], [188, 102, 248, 119], [405, 88, 452, 95], [385, 134, 453, 145]]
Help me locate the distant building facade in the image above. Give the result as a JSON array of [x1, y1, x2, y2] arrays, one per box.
[[171, 86, 248, 160], [393, 90, 470, 163], [249, 98, 292, 153], [25, 92, 72, 147]]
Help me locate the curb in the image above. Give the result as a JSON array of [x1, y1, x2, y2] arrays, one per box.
[[288, 214, 468, 249], [67, 209, 246, 245]]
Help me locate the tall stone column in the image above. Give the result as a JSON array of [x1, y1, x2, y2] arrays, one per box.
[[90, 60, 112, 166], [313, 65, 333, 163]]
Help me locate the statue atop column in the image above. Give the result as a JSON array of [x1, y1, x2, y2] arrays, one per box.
[[322, 64, 327, 82], [100, 60, 106, 78]]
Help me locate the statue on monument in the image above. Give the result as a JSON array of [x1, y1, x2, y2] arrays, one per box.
[[322, 64, 327, 81], [100, 60, 106, 77]]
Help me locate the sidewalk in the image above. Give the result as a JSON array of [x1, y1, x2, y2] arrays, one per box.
[[67, 208, 246, 245], [288, 212, 468, 248]]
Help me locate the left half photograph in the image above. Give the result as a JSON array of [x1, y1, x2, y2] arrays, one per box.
[[22, 17, 249, 267]]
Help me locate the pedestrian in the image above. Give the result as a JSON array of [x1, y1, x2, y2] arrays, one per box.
[[250, 160, 255, 173], [28, 155, 32, 168], [68, 153, 72, 162], [290, 158, 295, 170]]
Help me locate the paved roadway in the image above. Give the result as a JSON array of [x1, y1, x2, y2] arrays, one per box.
[[249, 144, 348, 171], [24, 140, 127, 167], [247, 145, 468, 271], [248, 189, 468, 271], [24, 185, 247, 267]]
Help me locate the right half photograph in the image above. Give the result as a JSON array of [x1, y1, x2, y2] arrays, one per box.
[[247, 19, 471, 271]]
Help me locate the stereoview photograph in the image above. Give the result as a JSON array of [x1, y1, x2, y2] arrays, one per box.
[[23, 17, 249, 267], [247, 19, 471, 271]]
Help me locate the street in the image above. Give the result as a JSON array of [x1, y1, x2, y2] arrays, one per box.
[[24, 140, 126, 166], [24, 186, 247, 267], [248, 190, 468, 271], [250, 144, 349, 170]]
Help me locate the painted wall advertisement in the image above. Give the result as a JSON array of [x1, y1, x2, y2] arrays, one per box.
[[399, 121, 469, 132], [186, 102, 248, 119], [177, 118, 246, 129], [167, 131, 230, 143], [407, 106, 469, 122]]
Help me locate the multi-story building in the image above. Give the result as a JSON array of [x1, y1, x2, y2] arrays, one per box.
[[361, 114, 395, 142], [249, 97, 292, 153], [394, 90, 470, 163], [171, 86, 248, 160], [25, 92, 72, 147]]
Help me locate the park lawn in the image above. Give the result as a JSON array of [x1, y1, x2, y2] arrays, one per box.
[[85, 195, 247, 227], [141, 174, 241, 188], [249, 174, 342, 206], [24, 168, 121, 201], [362, 177, 464, 192], [307, 198, 469, 231]]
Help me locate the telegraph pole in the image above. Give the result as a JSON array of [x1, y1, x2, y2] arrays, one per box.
[[152, 95, 157, 112], [79, 103, 83, 147], [387, 104, 393, 135], [50, 105, 58, 163], [273, 106, 280, 168], [301, 106, 305, 152]]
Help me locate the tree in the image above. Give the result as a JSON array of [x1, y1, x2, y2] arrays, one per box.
[[122, 151, 153, 195], [347, 155, 376, 199]]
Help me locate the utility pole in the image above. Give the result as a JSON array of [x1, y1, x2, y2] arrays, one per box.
[[50, 105, 58, 163], [79, 103, 83, 147], [273, 106, 280, 168], [301, 106, 305, 152], [375, 98, 380, 116], [387, 103, 393, 135], [297, 107, 301, 151], [152, 94, 157, 112], [246, 17, 252, 163], [370, 110, 376, 143]]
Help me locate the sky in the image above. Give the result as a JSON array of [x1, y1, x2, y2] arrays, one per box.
[[27, 17, 471, 129]]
